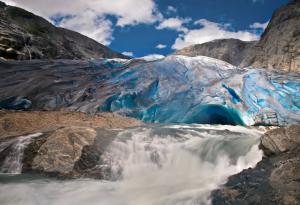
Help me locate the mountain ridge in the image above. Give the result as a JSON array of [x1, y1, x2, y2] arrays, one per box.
[[0, 1, 128, 60]]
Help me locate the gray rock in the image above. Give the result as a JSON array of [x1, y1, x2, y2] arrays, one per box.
[[212, 125, 300, 205], [260, 125, 300, 156], [241, 0, 300, 73], [0, 1, 128, 60]]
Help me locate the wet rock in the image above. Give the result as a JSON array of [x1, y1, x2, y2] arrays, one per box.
[[21, 127, 119, 178], [0, 110, 141, 178], [30, 127, 97, 176], [72, 128, 118, 179], [212, 125, 300, 205]]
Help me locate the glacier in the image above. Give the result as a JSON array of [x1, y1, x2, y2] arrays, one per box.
[[96, 55, 300, 126], [0, 55, 299, 126]]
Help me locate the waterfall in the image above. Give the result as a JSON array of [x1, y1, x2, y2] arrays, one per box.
[[0, 133, 42, 174], [0, 125, 263, 205]]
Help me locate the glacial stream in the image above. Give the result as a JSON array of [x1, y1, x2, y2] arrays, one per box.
[[0, 125, 263, 205]]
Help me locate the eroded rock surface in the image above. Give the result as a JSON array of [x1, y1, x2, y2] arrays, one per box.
[[212, 125, 300, 205]]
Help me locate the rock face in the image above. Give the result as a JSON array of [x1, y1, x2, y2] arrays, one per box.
[[0, 110, 141, 177], [240, 0, 300, 73], [212, 125, 300, 205], [30, 127, 97, 176], [175, 0, 300, 73], [0, 1, 127, 60], [18, 127, 117, 178], [174, 39, 255, 66]]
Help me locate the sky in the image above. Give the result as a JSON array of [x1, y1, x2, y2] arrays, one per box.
[[3, 0, 289, 58]]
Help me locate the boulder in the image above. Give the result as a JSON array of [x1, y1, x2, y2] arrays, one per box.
[[30, 127, 96, 176], [260, 125, 300, 156], [212, 125, 300, 205]]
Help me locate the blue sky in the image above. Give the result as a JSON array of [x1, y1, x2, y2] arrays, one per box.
[[3, 0, 289, 57]]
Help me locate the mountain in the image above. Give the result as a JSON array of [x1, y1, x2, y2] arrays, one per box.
[[175, 0, 300, 73], [174, 39, 255, 66], [0, 1, 128, 60], [240, 0, 300, 72]]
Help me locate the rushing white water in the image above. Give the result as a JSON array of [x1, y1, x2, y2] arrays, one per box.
[[0, 133, 42, 174], [0, 125, 263, 205]]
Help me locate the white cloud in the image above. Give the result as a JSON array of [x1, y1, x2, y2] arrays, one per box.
[[250, 21, 269, 30], [167, 6, 177, 14], [122, 51, 134, 57], [156, 17, 190, 32], [156, 44, 167, 49], [172, 19, 260, 50], [2, 0, 162, 45], [139, 54, 165, 61], [59, 11, 114, 45]]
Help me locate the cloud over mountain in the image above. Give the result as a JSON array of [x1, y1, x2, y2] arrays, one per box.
[[172, 19, 260, 49]]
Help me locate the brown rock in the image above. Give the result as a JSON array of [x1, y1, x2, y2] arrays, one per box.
[[0, 110, 142, 140], [31, 127, 97, 175]]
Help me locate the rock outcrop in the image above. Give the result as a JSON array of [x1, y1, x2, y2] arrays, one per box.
[[0, 1, 128, 60], [175, 0, 300, 73], [212, 125, 300, 205], [240, 0, 300, 72], [29, 127, 97, 176], [0, 110, 141, 178]]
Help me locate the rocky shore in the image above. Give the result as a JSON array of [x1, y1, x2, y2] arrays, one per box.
[[212, 125, 300, 205], [0, 110, 299, 204]]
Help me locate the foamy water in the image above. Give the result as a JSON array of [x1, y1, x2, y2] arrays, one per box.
[[0, 125, 263, 205]]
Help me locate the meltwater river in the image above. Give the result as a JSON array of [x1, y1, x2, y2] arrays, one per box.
[[0, 124, 263, 205]]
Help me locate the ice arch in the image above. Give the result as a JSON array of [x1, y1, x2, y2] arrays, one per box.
[[183, 104, 245, 125]]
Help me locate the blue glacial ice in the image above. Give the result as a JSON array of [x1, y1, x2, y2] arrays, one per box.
[[94, 55, 300, 126]]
